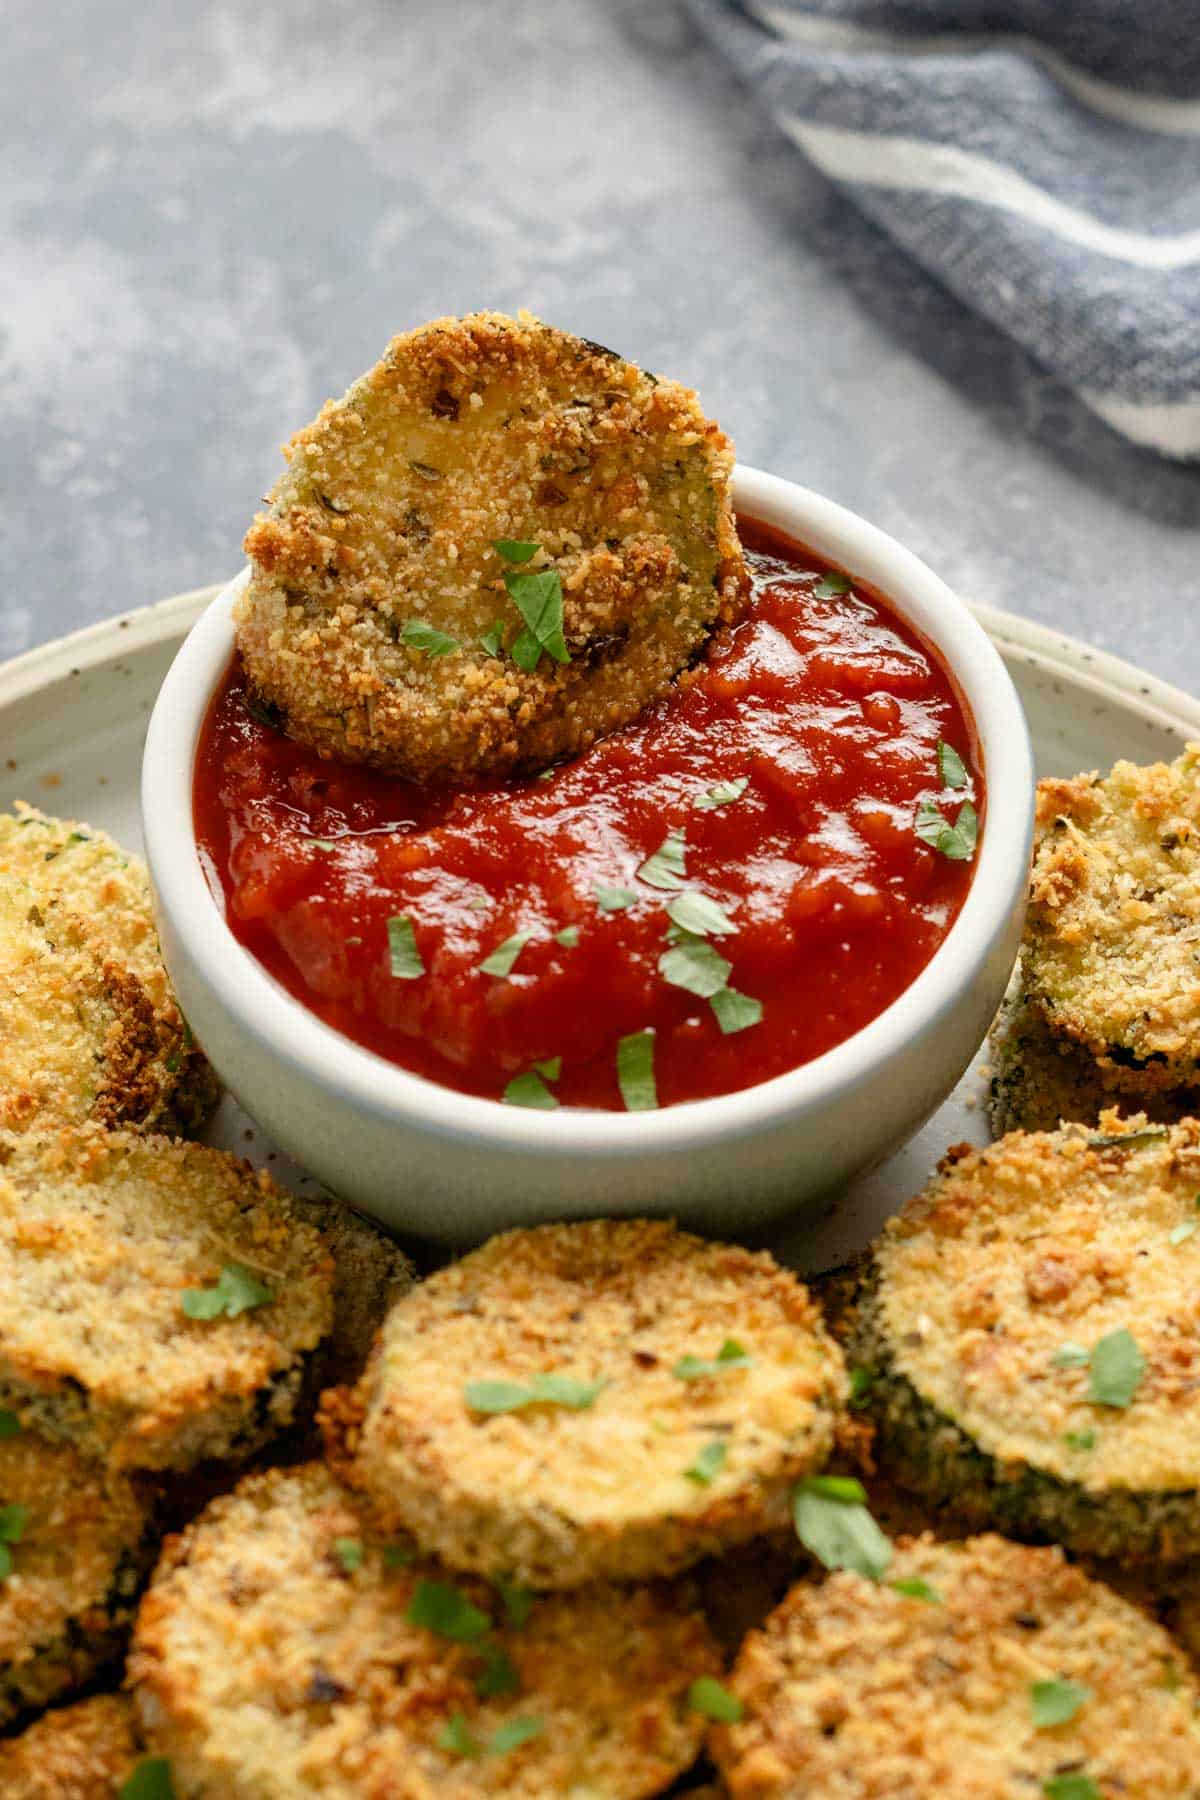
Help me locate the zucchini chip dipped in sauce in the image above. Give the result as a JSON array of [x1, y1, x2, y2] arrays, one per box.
[[848, 1115, 1200, 1563], [236, 311, 746, 780], [322, 1219, 847, 1589]]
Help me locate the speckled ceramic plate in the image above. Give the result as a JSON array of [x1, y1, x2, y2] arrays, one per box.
[[3, 586, 1199, 1266]]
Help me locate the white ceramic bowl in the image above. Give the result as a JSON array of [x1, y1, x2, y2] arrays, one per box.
[[142, 466, 1034, 1242]]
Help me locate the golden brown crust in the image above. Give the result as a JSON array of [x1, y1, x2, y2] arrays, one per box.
[[1025, 750, 1200, 1087], [0, 1125, 335, 1470], [235, 311, 746, 779], [0, 1432, 153, 1729], [3, 1694, 144, 1797], [324, 1219, 846, 1588], [130, 1461, 719, 1799], [0, 807, 218, 1136], [711, 1536, 1200, 1798]]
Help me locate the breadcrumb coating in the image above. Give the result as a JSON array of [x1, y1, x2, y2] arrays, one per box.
[[853, 1114, 1200, 1561], [0, 806, 218, 1136], [0, 1125, 334, 1471], [4, 1694, 144, 1798], [236, 311, 745, 779], [710, 1536, 1200, 1798], [130, 1461, 719, 1799], [0, 1431, 153, 1729], [323, 1219, 846, 1588], [1025, 750, 1200, 1089]]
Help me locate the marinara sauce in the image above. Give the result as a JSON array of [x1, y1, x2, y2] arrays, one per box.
[[194, 520, 981, 1110]]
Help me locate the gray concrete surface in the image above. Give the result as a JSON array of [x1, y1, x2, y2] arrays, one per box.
[[3, 0, 1198, 687]]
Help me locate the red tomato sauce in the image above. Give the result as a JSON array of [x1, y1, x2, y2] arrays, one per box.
[[193, 520, 981, 1110]]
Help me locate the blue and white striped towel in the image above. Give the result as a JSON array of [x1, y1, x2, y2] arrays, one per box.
[[688, 0, 1200, 459]]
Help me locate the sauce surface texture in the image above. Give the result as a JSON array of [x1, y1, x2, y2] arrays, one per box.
[[194, 520, 981, 1110]]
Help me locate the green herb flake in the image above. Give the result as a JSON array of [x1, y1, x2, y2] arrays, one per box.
[[501, 1071, 558, 1110], [387, 914, 425, 980], [400, 619, 459, 658], [848, 1366, 875, 1408], [383, 1544, 416, 1569], [504, 568, 569, 670], [555, 925, 581, 947], [694, 775, 750, 811], [334, 1537, 364, 1574], [1043, 1775, 1100, 1800], [792, 1475, 892, 1581], [406, 1579, 492, 1643], [464, 1373, 606, 1414], [710, 988, 763, 1034], [0, 1502, 28, 1581], [1064, 1429, 1096, 1451], [688, 1676, 744, 1724], [1030, 1677, 1090, 1728], [685, 1439, 728, 1485], [496, 1579, 534, 1629], [673, 1339, 752, 1381], [0, 1411, 19, 1439], [181, 1263, 273, 1321], [119, 1760, 178, 1800], [487, 1716, 543, 1757], [636, 828, 687, 891], [915, 796, 978, 861], [814, 569, 852, 598], [937, 740, 969, 788], [1087, 1125, 1167, 1150], [474, 1640, 521, 1699], [595, 886, 639, 913], [438, 1713, 484, 1759], [535, 1057, 562, 1081], [1088, 1327, 1145, 1409], [889, 1576, 942, 1603], [494, 539, 539, 564], [480, 621, 506, 658], [617, 1029, 658, 1111], [1170, 1215, 1198, 1245], [667, 892, 736, 938], [1053, 1342, 1092, 1370], [659, 936, 732, 1000], [480, 932, 532, 978]]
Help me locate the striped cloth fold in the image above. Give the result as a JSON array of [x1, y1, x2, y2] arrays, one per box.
[[688, 0, 1200, 458]]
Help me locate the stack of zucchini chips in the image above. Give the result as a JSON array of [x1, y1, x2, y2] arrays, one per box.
[[4, 753, 1200, 1798]]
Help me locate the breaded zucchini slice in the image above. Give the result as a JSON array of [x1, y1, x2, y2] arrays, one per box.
[[710, 1535, 1200, 1798], [236, 310, 746, 780], [0, 1429, 153, 1730], [130, 1461, 719, 1799], [322, 1219, 846, 1588], [986, 976, 1200, 1136], [0, 805, 218, 1135], [1025, 751, 1200, 1091], [850, 1115, 1200, 1562], [0, 1125, 334, 1471], [4, 1694, 146, 1798]]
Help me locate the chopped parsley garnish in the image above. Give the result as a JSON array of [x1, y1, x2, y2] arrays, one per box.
[[814, 569, 852, 598], [535, 1056, 562, 1080], [438, 1714, 484, 1759], [1053, 1343, 1091, 1369], [501, 1069, 558, 1109], [464, 1373, 606, 1414], [439, 1713, 542, 1759], [694, 775, 749, 811], [480, 621, 506, 658], [890, 1576, 941, 1603], [659, 936, 732, 999], [383, 1543, 416, 1569], [636, 829, 687, 891], [688, 1676, 744, 1723], [407, 1579, 491, 1642], [118, 1761, 177, 1800], [617, 1029, 657, 1110], [685, 1439, 727, 1485], [1088, 1327, 1145, 1408], [555, 925, 580, 947], [474, 1641, 521, 1698], [1170, 1198, 1200, 1244], [0, 1411, 19, 1439], [915, 796, 978, 861], [505, 568, 569, 671], [479, 932, 532, 978], [666, 892, 736, 938], [387, 914, 424, 979], [710, 988, 763, 1035], [496, 1579, 534, 1629], [489, 1716, 543, 1756], [334, 1537, 364, 1574], [1030, 1677, 1090, 1728], [848, 1366, 875, 1408], [792, 1474, 892, 1581], [1064, 1429, 1096, 1451], [595, 886, 638, 912], [937, 740, 969, 789], [399, 619, 458, 658], [0, 1501, 29, 1580], [673, 1339, 751, 1380], [181, 1263, 273, 1321], [1043, 1775, 1100, 1800], [494, 539, 539, 564]]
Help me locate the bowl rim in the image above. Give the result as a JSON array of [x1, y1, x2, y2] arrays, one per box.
[[141, 463, 1034, 1158]]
